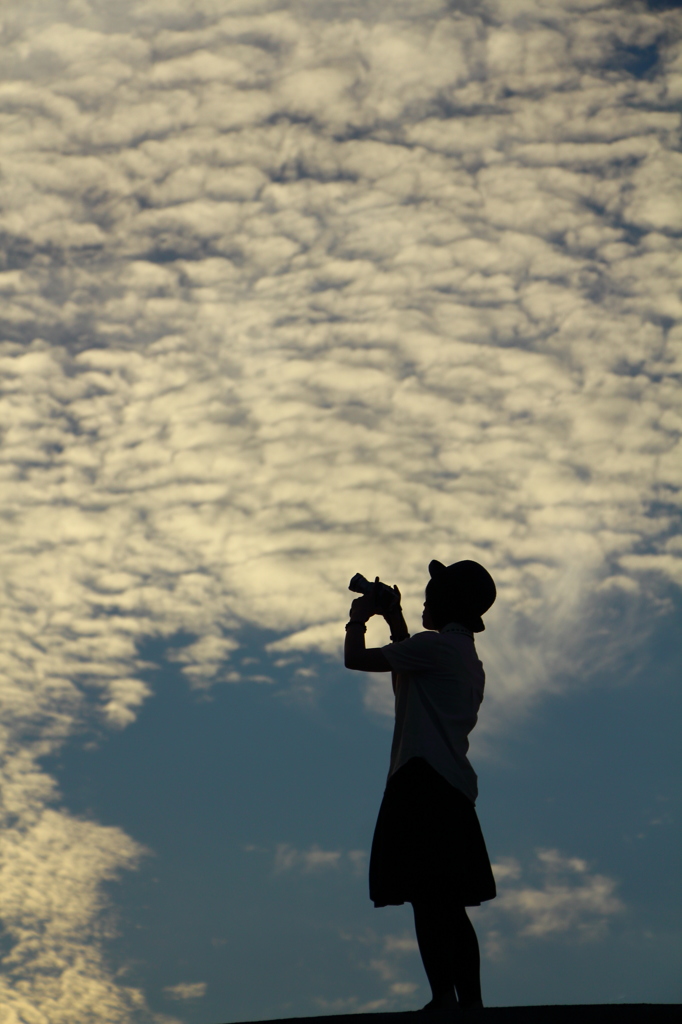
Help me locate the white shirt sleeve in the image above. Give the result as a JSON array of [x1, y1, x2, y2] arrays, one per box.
[[381, 632, 441, 673]]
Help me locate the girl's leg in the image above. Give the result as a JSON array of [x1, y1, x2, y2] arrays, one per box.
[[411, 899, 483, 1009]]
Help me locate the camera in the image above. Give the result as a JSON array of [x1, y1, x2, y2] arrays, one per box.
[[348, 573, 396, 613]]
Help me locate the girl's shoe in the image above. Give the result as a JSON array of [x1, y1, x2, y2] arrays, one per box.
[[457, 1002, 484, 1019], [421, 991, 459, 1015]]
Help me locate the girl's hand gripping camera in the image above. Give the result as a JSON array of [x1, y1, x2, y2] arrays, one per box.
[[348, 573, 399, 615]]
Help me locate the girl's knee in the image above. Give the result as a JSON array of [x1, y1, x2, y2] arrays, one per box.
[[411, 898, 469, 925]]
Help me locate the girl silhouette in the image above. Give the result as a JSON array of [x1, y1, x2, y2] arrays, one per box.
[[344, 559, 497, 1017]]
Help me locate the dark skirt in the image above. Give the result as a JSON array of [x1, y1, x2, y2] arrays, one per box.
[[369, 756, 497, 908]]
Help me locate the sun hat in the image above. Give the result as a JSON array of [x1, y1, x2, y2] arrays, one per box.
[[426, 559, 497, 632]]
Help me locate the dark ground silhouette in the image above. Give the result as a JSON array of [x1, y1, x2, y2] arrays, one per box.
[[222, 1005, 680, 1024]]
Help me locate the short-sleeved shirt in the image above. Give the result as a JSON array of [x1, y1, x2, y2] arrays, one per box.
[[381, 623, 485, 805]]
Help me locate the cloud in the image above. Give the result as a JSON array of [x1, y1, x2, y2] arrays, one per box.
[[0, 0, 679, 1015], [167, 632, 239, 688], [273, 842, 342, 873], [0, 772, 166, 1023], [266, 622, 346, 657], [162, 981, 207, 1001], [333, 926, 421, 1011], [271, 842, 366, 875], [311, 994, 392, 1014], [473, 847, 625, 960]]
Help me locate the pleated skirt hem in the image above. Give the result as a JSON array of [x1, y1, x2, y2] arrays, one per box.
[[369, 756, 497, 909]]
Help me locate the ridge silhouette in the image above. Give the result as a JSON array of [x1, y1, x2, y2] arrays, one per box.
[[216, 1006, 680, 1024]]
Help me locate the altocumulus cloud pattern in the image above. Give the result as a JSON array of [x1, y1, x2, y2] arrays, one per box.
[[0, 0, 680, 1019]]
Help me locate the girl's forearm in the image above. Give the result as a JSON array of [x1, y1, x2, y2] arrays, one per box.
[[386, 610, 409, 642], [344, 621, 366, 665]]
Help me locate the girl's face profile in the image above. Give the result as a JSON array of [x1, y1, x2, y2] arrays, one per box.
[[422, 600, 436, 631]]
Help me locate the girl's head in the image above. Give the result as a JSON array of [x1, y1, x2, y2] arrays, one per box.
[[423, 559, 496, 632]]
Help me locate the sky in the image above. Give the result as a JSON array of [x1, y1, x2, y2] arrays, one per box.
[[0, 0, 680, 1021]]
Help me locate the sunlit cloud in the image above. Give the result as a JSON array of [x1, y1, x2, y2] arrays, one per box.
[[473, 847, 625, 960], [334, 926, 421, 1011], [0, 790, 158, 1022], [311, 994, 392, 1014], [162, 981, 208, 1001], [0, 0, 679, 1015], [271, 842, 367, 875]]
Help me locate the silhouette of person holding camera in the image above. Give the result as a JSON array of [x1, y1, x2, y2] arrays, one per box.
[[344, 560, 497, 1017]]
